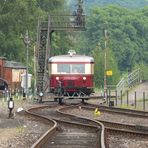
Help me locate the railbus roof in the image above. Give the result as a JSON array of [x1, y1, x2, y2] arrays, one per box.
[[48, 54, 94, 63]]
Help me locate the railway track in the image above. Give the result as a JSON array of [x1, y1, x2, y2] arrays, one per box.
[[47, 121, 99, 148], [24, 99, 148, 148], [25, 105, 58, 148], [86, 102, 148, 117], [59, 103, 148, 147], [26, 104, 105, 148]]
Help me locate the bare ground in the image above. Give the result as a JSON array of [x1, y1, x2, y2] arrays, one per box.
[[0, 98, 50, 148]]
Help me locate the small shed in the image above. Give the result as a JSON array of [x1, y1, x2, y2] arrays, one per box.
[[4, 61, 26, 93], [0, 57, 26, 93]]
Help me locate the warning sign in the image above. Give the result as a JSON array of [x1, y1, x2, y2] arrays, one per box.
[[106, 70, 112, 76]]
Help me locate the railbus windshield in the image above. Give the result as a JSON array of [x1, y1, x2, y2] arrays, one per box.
[[49, 63, 94, 74], [57, 64, 85, 74]]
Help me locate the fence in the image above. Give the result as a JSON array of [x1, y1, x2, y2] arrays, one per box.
[[106, 89, 148, 111]]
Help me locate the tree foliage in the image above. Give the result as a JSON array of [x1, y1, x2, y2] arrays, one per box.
[[86, 5, 148, 72], [75, 0, 148, 10], [92, 43, 120, 87], [1, 1, 148, 88], [71, 5, 148, 87], [0, 0, 69, 74]]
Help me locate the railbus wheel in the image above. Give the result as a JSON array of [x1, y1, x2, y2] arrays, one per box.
[[81, 98, 85, 104], [58, 97, 63, 105]]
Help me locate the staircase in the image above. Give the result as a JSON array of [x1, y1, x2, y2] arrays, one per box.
[[116, 68, 142, 96]]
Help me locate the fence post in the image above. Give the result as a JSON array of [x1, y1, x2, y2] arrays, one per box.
[[121, 90, 122, 105], [108, 89, 111, 106], [143, 92, 145, 111], [134, 91, 136, 109], [127, 90, 129, 106], [115, 90, 117, 106]]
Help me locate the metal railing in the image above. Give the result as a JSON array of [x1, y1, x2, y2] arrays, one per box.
[[116, 76, 127, 97], [127, 68, 141, 87], [116, 68, 141, 96]]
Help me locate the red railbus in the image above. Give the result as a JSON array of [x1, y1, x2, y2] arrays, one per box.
[[48, 50, 94, 97]]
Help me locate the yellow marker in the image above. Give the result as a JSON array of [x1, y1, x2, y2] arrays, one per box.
[[106, 70, 113, 76], [94, 108, 101, 116]]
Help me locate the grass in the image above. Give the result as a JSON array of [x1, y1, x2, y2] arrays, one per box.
[[118, 104, 136, 109], [117, 103, 146, 111], [16, 126, 26, 134], [137, 98, 148, 102]]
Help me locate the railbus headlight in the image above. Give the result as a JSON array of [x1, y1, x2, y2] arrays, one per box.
[[83, 77, 86, 80], [56, 77, 59, 80]]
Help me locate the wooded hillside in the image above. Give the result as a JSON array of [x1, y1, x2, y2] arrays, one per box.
[[0, 1, 148, 87]]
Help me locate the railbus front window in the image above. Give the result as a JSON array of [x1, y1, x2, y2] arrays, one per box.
[[57, 64, 70, 73], [57, 64, 85, 74], [72, 64, 85, 74]]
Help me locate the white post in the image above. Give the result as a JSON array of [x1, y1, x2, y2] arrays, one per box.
[[23, 30, 30, 99], [34, 45, 36, 97]]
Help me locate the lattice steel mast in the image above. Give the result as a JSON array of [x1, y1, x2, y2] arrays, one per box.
[[35, 0, 86, 100]]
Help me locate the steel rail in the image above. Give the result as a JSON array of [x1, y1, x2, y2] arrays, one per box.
[[25, 105, 58, 148], [57, 105, 106, 148], [84, 103, 148, 117]]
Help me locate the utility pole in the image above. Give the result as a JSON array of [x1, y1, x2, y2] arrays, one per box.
[[22, 30, 30, 99], [104, 29, 107, 100], [34, 44, 36, 96]]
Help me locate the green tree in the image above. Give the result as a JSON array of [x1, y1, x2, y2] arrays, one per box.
[[85, 5, 148, 72], [0, 0, 68, 63], [92, 44, 120, 88]]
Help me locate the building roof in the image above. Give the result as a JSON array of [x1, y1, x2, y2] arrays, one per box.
[[4, 61, 26, 69], [0, 57, 7, 60]]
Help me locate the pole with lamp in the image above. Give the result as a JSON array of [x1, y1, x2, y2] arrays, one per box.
[[21, 30, 30, 99]]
